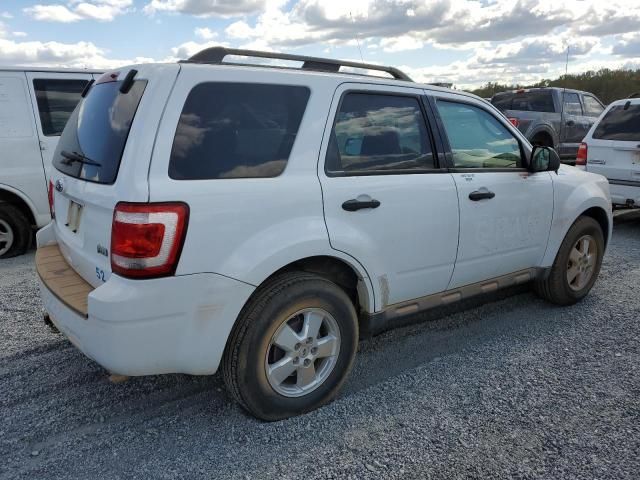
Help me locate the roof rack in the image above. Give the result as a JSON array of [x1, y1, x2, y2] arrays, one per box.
[[181, 47, 412, 82]]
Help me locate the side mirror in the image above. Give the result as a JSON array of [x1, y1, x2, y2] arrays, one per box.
[[529, 145, 561, 173]]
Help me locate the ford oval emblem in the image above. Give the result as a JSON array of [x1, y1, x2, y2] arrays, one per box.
[[55, 179, 64, 193]]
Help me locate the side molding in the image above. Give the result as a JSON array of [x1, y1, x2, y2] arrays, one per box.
[[361, 267, 544, 336]]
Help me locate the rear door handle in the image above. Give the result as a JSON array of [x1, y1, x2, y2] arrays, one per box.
[[342, 198, 381, 211], [565, 120, 575, 126], [469, 190, 495, 201]]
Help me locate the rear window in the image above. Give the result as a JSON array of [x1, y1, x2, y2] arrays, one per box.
[[53, 79, 147, 184], [33, 79, 89, 136], [490, 94, 512, 111], [593, 104, 640, 141], [491, 91, 555, 113], [169, 83, 310, 180]]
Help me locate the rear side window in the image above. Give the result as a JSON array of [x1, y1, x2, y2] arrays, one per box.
[[563, 92, 582, 115], [510, 91, 555, 113], [33, 79, 89, 136], [593, 104, 640, 141], [437, 100, 523, 169], [53, 79, 147, 184], [326, 93, 434, 175], [169, 83, 310, 180]]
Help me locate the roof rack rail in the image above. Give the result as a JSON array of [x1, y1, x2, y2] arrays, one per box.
[[181, 47, 412, 82]]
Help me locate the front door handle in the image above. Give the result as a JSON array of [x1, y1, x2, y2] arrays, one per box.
[[469, 190, 495, 201], [342, 198, 381, 211]]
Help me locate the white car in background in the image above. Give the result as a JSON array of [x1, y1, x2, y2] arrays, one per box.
[[37, 48, 612, 421], [577, 97, 640, 208], [0, 68, 100, 258]]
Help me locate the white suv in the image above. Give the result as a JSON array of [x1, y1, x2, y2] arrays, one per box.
[[37, 48, 612, 420], [577, 97, 640, 208]]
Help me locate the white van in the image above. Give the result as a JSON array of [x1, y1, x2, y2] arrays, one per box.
[[577, 97, 640, 207], [0, 67, 101, 258]]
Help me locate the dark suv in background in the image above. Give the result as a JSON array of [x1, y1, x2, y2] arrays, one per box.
[[491, 87, 605, 163]]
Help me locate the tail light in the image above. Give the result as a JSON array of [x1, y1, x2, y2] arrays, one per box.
[[576, 142, 588, 166], [48, 180, 55, 218], [111, 202, 189, 279], [508, 117, 519, 128]]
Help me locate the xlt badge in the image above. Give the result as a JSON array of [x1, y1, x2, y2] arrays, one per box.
[[97, 244, 109, 257]]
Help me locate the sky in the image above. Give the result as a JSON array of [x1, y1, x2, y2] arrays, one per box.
[[0, 0, 640, 88]]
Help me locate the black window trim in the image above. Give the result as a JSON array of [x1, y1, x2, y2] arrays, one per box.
[[428, 94, 529, 173], [324, 88, 449, 178]]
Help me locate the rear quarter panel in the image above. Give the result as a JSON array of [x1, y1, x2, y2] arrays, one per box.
[[147, 66, 377, 312]]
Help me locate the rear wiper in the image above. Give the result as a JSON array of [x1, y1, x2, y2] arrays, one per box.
[[60, 150, 102, 167]]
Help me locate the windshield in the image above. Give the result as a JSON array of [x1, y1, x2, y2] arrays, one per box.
[[53, 79, 147, 184]]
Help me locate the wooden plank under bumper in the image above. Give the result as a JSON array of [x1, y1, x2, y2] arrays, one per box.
[[36, 245, 93, 318]]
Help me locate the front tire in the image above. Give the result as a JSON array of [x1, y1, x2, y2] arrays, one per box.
[[222, 272, 358, 421], [534, 216, 604, 305]]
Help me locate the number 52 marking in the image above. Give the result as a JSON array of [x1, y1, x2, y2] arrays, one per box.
[[96, 267, 106, 282]]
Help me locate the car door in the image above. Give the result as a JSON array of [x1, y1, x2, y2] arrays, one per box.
[[560, 92, 588, 156], [429, 93, 554, 289], [25, 72, 93, 181], [319, 84, 459, 310]]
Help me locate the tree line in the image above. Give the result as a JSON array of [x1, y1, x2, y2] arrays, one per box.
[[468, 68, 640, 104]]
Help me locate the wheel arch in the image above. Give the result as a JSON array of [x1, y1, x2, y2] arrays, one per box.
[[255, 255, 374, 315], [541, 194, 612, 267], [0, 185, 37, 227], [528, 125, 558, 149], [580, 206, 610, 247]]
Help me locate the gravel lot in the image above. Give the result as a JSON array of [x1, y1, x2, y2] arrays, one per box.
[[1, 211, 639, 480]]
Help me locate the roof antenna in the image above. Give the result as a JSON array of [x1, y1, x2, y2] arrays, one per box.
[[350, 12, 365, 63], [559, 43, 570, 150]]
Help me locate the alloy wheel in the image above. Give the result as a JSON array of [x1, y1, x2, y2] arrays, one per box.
[[265, 308, 341, 398]]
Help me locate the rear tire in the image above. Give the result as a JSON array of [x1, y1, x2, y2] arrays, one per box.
[[222, 272, 358, 421], [0, 203, 32, 259], [534, 216, 604, 305]]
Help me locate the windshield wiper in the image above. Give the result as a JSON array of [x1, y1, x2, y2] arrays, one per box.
[[60, 150, 102, 167]]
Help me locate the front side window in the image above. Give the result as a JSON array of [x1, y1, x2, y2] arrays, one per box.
[[326, 93, 434, 175], [436, 100, 523, 169], [33, 79, 89, 136], [593, 104, 640, 141], [583, 95, 604, 116], [169, 83, 310, 180], [563, 92, 583, 116]]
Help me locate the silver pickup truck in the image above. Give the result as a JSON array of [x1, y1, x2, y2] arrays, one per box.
[[491, 87, 605, 163]]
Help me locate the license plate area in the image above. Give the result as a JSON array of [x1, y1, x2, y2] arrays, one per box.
[[65, 200, 83, 233]]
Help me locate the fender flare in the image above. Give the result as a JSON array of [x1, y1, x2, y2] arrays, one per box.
[[541, 193, 611, 267], [527, 125, 558, 149], [0, 182, 41, 226]]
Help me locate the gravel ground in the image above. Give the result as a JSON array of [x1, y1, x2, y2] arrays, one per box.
[[1, 211, 639, 480]]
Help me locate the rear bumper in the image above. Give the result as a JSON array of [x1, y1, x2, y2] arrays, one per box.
[[36, 223, 255, 376], [609, 182, 640, 206]]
